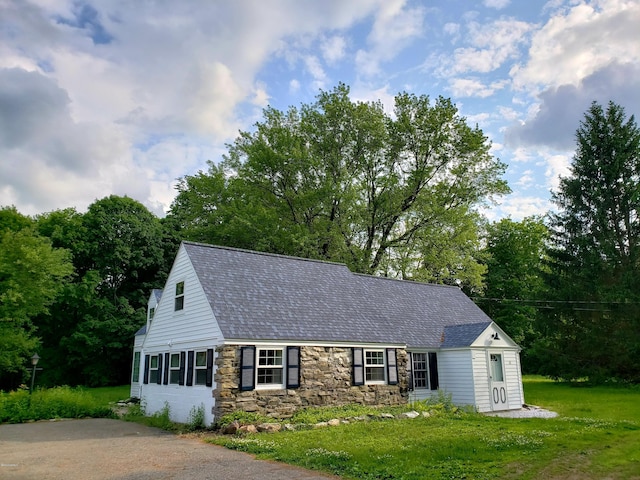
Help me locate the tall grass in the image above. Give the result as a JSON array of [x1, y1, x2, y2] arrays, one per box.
[[0, 386, 116, 423]]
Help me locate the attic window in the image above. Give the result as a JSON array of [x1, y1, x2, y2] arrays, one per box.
[[149, 307, 155, 321], [174, 281, 184, 311]]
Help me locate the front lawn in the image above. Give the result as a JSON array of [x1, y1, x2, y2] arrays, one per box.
[[207, 376, 640, 479]]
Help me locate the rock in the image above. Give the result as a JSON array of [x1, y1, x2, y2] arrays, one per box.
[[421, 411, 431, 417], [327, 418, 341, 426], [401, 411, 420, 419], [282, 423, 296, 431], [380, 413, 395, 419], [314, 421, 329, 428], [239, 424, 258, 434], [223, 421, 240, 434], [257, 423, 282, 433]]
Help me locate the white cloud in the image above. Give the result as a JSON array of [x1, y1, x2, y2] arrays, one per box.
[[447, 19, 533, 75], [513, 0, 640, 90], [355, 0, 424, 77], [449, 77, 508, 98], [543, 152, 572, 191], [483, 0, 510, 9], [321, 35, 347, 65], [495, 195, 552, 220]]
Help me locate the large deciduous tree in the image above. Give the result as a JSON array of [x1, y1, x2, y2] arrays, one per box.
[[0, 207, 73, 390], [479, 216, 549, 369], [170, 84, 509, 289], [544, 101, 640, 382]]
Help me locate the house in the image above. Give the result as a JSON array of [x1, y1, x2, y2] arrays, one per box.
[[131, 241, 524, 426]]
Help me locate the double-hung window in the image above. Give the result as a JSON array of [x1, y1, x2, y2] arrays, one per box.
[[175, 281, 185, 311], [194, 351, 208, 385], [411, 352, 428, 389], [365, 350, 386, 383], [149, 355, 159, 383], [257, 348, 284, 387], [169, 353, 181, 384]]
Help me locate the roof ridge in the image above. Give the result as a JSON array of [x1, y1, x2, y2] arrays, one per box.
[[182, 241, 349, 268], [353, 272, 462, 290]]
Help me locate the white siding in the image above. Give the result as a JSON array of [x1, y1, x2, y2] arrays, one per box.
[[503, 349, 524, 409], [139, 244, 224, 426], [471, 349, 491, 412], [437, 350, 477, 408]]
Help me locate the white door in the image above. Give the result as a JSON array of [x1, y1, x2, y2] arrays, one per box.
[[489, 352, 508, 410]]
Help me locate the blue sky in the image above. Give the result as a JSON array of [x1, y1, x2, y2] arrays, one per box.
[[1, 0, 639, 220]]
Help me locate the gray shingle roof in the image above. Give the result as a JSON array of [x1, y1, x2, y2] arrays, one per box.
[[183, 242, 494, 348], [441, 322, 491, 348]]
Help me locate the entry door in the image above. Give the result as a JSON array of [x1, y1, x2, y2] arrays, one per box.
[[489, 353, 508, 410]]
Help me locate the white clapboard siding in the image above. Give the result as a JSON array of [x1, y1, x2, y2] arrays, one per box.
[[471, 349, 491, 412], [504, 350, 525, 409], [437, 350, 476, 407], [139, 244, 224, 426]]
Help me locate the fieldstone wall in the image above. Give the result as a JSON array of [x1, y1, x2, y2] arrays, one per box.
[[213, 345, 409, 419]]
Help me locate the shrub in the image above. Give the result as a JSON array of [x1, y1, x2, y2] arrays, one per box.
[[0, 386, 115, 423]]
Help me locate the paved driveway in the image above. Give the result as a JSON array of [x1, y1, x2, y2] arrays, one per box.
[[0, 418, 336, 479]]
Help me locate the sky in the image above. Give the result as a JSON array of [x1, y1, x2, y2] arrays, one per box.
[[1, 0, 639, 221]]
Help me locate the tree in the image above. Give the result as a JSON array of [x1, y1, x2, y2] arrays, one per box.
[[33, 197, 168, 386], [544, 101, 640, 382], [0, 207, 73, 389], [170, 84, 509, 288], [479, 217, 549, 368]]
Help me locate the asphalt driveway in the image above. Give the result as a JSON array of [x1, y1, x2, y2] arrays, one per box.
[[0, 418, 336, 479]]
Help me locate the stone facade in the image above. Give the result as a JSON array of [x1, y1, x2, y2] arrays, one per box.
[[213, 345, 409, 419]]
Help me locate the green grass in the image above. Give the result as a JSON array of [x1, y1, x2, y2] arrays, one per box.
[[206, 376, 640, 479]]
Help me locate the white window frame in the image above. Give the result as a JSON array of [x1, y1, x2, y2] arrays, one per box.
[[169, 353, 181, 384], [174, 281, 185, 311], [364, 349, 386, 384], [149, 307, 155, 321], [132, 351, 141, 383], [149, 355, 159, 383], [194, 350, 208, 386], [256, 347, 285, 389], [411, 352, 429, 389]]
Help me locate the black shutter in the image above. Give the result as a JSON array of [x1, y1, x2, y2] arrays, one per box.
[[352, 348, 364, 386], [163, 352, 169, 385], [428, 352, 439, 391], [286, 346, 300, 388], [239, 346, 256, 391], [386, 348, 398, 385], [157, 354, 163, 385], [205, 348, 214, 387], [186, 351, 194, 387], [143, 354, 150, 384], [178, 351, 186, 385]]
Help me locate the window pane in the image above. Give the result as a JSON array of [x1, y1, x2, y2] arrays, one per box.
[[170, 354, 180, 368], [257, 367, 283, 384], [195, 369, 207, 385], [412, 353, 428, 389], [150, 356, 158, 368], [170, 370, 180, 384], [175, 282, 184, 295], [195, 351, 207, 367], [366, 366, 385, 382], [365, 351, 384, 365], [132, 352, 141, 382], [175, 296, 184, 311], [258, 349, 282, 366], [149, 370, 158, 383], [490, 354, 504, 382]]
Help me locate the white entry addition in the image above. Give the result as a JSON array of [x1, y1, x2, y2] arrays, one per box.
[[489, 353, 508, 410]]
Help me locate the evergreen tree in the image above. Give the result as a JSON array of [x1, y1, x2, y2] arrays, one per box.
[[544, 101, 640, 382]]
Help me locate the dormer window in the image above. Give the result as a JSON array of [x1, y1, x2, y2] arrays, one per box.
[[149, 307, 155, 321], [175, 281, 185, 311]]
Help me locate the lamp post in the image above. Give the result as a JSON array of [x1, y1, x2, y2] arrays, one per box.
[[30, 353, 40, 394]]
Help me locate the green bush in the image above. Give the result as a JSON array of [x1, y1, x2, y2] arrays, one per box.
[[0, 386, 115, 423]]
